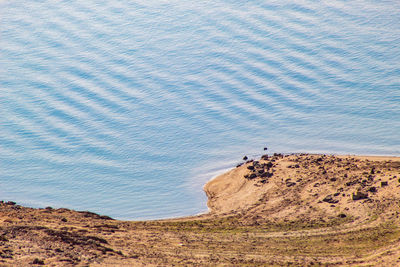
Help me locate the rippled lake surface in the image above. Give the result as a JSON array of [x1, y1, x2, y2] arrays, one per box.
[[1, 0, 399, 219]]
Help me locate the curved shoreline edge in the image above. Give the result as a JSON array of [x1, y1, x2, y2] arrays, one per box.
[[1, 153, 400, 266]]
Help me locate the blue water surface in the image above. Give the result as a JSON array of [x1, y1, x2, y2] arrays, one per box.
[[1, 0, 399, 219]]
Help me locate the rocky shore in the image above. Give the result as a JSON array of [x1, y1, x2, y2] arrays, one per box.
[[1, 153, 400, 266]]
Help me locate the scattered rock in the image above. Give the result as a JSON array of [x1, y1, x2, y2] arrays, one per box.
[[322, 195, 338, 204], [368, 187, 377, 193], [345, 180, 357, 187], [260, 172, 273, 178], [381, 181, 388, 187], [352, 191, 368, 201], [286, 182, 296, 187], [265, 162, 273, 169], [249, 173, 257, 179], [32, 258, 44, 265]]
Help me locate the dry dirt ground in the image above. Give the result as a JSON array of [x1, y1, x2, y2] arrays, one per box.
[[1, 154, 400, 266]]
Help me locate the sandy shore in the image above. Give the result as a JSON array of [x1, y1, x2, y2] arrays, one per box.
[[1, 153, 399, 266]]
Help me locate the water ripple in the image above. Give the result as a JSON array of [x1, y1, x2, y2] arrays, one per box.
[[1, 0, 399, 219]]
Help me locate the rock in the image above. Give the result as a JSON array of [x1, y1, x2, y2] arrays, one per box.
[[247, 166, 255, 170], [236, 163, 243, 168], [322, 195, 338, 204], [381, 181, 388, 187], [345, 180, 358, 186], [6, 201, 16, 205], [286, 182, 296, 187], [261, 172, 273, 178], [352, 191, 368, 201], [243, 156, 248, 160], [368, 187, 377, 193], [248, 173, 257, 179], [263, 147, 268, 150], [32, 258, 44, 265], [338, 213, 347, 218]]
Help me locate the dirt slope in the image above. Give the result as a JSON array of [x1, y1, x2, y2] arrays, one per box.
[[205, 154, 400, 224]]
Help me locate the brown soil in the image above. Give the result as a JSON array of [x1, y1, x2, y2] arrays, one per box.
[[1, 154, 399, 266]]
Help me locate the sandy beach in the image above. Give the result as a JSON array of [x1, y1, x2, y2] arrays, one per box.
[[1, 153, 400, 266]]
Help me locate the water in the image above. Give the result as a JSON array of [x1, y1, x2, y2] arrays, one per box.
[[1, 0, 399, 220]]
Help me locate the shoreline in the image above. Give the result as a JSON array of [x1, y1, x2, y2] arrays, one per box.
[[1, 152, 400, 265], [2, 153, 399, 222]]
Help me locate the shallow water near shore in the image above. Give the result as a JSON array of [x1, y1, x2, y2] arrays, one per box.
[[1, 0, 399, 220]]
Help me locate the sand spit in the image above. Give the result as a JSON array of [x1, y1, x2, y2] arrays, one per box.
[[1, 154, 400, 266]]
